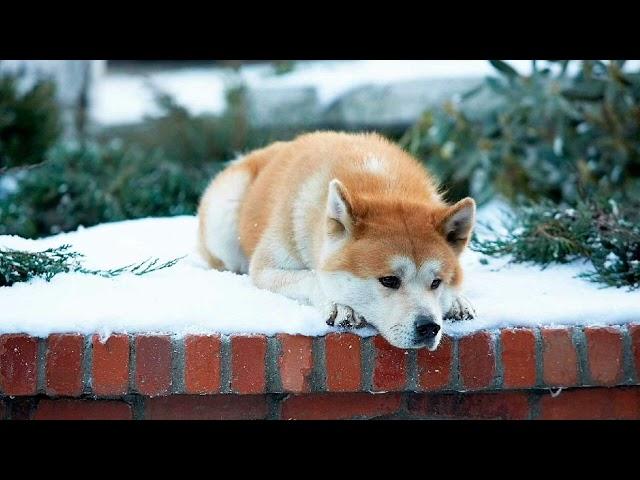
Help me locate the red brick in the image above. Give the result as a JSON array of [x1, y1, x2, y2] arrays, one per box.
[[281, 392, 402, 420], [135, 336, 172, 396], [539, 387, 640, 420], [541, 328, 578, 387], [585, 327, 623, 386], [628, 325, 640, 380], [325, 333, 362, 392], [92, 334, 129, 396], [408, 391, 530, 419], [417, 335, 453, 390], [46, 334, 84, 397], [458, 332, 495, 390], [33, 399, 132, 420], [146, 395, 267, 420], [231, 335, 266, 394], [277, 334, 313, 393], [0, 335, 38, 396], [372, 336, 407, 391], [501, 329, 537, 389], [184, 335, 221, 394]]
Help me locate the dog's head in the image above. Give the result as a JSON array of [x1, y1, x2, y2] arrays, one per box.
[[317, 179, 475, 350]]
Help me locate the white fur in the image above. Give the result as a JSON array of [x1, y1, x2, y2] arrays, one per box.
[[317, 254, 452, 350], [292, 173, 326, 265], [444, 201, 476, 240], [249, 221, 326, 308], [202, 169, 250, 273], [391, 256, 442, 282], [363, 155, 386, 175], [327, 179, 351, 229], [251, 264, 322, 307]]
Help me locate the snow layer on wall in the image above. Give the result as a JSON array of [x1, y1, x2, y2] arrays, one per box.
[[1, 201, 639, 338]]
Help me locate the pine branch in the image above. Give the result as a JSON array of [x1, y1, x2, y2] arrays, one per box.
[[0, 244, 184, 287], [0, 244, 80, 287], [472, 198, 640, 290], [79, 256, 184, 278]]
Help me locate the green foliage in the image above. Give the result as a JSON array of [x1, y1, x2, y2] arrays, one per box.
[[79, 256, 183, 278], [0, 245, 80, 286], [75, 257, 184, 278], [401, 60, 640, 205], [100, 85, 256, 165], [0, 73, 61, 171], [472, 197, 640, 290], [0, 85, 259, 238], [0, 243, 182, 287], [403, 60, 640, 289], [0, 140, 222, 237], [272, 60, 296, 75], [0, 80, 319, 239]]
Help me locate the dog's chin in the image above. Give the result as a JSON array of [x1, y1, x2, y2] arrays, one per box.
[[423, 338, 441, 351], [383, 335, 442, 351], [413, 333, 443, 351]]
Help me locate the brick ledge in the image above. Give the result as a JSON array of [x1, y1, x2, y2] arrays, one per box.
[[1, 325, 638, 398]]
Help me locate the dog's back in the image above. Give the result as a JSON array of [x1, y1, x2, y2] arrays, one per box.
[[198, 131, 444, 273]]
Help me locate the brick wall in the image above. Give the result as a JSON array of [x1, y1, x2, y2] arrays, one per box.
[[1, 325, 639, 420]]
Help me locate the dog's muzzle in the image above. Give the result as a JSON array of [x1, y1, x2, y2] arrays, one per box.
[[414, 314, 440, 341]]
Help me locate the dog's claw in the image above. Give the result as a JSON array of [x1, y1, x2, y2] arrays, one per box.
[[326, 306, 338, 326], [326, 303, 367, 329], [354, 313, 367, 329], [444, 294, 476, 322]]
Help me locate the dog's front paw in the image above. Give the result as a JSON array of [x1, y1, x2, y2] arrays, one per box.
[[444, 294, 476, 322], [325, 304, 367, 329]]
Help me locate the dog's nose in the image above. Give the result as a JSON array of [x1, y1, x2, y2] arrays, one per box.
[[414, 315, 440, 339]]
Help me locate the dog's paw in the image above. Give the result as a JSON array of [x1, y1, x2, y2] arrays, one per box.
[[325, 304, 367, 329], [444, 294, 476, 322]]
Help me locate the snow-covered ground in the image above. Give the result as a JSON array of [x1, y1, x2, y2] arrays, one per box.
[[1, 202, 639, 339], [90, 60, 640, 126], [86, 60, 551, 126]]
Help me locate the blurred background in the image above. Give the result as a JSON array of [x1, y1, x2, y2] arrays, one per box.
[[1, 60, 639, 288]]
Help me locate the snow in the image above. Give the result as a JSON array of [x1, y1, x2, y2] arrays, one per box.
[[603, 252, 620, 269], [90, 71, 228, 126], [85, 60, 530, 126], [1, 202, 639, 339], [239, 60, 534, 107], [97, 60, 500, 125], [0, 173, 19, 199], [90, 60, 640, 126]]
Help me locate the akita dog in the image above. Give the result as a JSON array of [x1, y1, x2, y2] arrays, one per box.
[[197, 131, 476, 349]]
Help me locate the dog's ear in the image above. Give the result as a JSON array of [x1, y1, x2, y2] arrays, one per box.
[[439, 197, 476, 254], [326, 179, 354, 236]]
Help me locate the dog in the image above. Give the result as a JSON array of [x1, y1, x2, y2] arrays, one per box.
[[197, 131, 476, 350]]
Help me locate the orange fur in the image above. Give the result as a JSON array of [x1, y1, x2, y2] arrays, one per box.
[[223, 131, 468, 285]]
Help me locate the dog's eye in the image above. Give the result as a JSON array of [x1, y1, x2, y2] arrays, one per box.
[[379, 276, 401, 289], [430, 278, 442, 290]]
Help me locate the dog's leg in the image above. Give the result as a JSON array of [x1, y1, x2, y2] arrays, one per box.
[[249, 240, 366, 328], [252, 264, 323, 306], [444, 293, 476, 322], [249, 237, 326, 305]]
